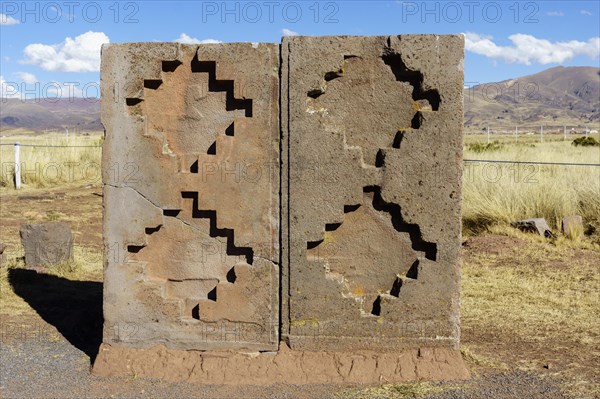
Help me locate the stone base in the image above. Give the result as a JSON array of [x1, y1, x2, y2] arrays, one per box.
[[92, 343, 469, 384]]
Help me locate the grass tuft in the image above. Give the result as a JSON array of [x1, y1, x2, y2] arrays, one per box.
[[467, 141, 504, 153], [572, 136, 599, 147]]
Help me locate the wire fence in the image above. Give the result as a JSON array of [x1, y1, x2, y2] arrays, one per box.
[[464, 159, 600, 167], [1, 143, 598, 167], [0, 143, 101, 148]]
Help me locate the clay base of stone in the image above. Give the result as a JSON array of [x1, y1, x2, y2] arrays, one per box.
[[92, 343, 469, 384]]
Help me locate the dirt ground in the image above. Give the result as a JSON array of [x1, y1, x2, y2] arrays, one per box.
[[1, 184, 598, 398]]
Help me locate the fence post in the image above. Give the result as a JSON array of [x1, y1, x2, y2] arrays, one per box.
[[14, 143, 21, 190], [487, 126, 490, 144], [540, 125, 543, 143]]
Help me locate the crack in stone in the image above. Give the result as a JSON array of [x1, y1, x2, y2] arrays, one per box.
[[105, 183, 213, 242]]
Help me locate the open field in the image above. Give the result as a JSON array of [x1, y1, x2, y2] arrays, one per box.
[[462, 137, 600, 243], [464, 131, 600, 145], [461, 228, 600, 397], [0, 132, 103, 188], [0, 132, 599, 398]]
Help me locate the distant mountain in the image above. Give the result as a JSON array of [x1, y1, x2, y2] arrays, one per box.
[[465, 66, 600, 130], [0, 98, 101, 132]]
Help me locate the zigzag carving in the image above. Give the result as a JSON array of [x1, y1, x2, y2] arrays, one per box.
[[125, 53, 255, 321], [180, 191, 254, 265], [306, 54, 440, 316]]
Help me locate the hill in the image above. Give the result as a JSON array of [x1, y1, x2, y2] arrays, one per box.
[[0, 98, 101, 132], [464, 66, 600, 131]]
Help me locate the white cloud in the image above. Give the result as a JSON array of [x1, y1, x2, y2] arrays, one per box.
[[0, 13, 19, 25], [546, 11, 564, 17], [14, 72, 38, 84], [464, 32, 600, 65], [282, 28, 299, 37], [580, 10, 593, 16], [0, 76, 21, 99], [174, 33, 222, 44], [22, 31, 109, 72]]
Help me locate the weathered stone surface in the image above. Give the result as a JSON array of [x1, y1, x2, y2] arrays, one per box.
[[100, 35, 467, 373], [282, 35, 464, 351], [511, 218, 554, 238], [19, 222, 73, 267], [562, 215, 584, 239], [101, 42, 280, 351]]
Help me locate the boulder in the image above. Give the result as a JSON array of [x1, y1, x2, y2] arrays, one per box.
[[19, 222, 73, 267], [511, 218, 554, 238]]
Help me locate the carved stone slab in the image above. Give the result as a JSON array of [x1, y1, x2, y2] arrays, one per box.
[[101, 42, 280, 350], [282, 35, 464, 351], [101, 35, 465, 356]]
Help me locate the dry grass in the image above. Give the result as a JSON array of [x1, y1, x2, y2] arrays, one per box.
[[463, 257, 599, 346], [0, 259, 31, 316], [337, 381, 448, 399], [0, 133, 103, 188], [461, 232, 600, 397], [464, 132, 600, 145], [462, 139, 600, 241], [460, 345, 507, 369]]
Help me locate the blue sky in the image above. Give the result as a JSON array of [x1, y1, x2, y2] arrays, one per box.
[[1, 1, 599, 99]]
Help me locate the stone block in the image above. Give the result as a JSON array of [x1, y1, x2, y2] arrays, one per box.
[[19, 222, 73, 267], [101, 42, 280, 351], [282, 35, 464, 351], [511, 218, 554, 238], [92, 342, 469, 383], [100, 35, 466, 362]]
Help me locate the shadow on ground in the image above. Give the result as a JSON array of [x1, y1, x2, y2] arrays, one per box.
[[8, 268, 103, 362]]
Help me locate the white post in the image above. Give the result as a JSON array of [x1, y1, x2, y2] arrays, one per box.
[[14, 143, 21, 190], [487, 126, 490, 144], [585, 127, 589, 138], [66, 127, 69, 140], [540, 125, 543, 143], [515, 125, 518, 143], [564, 126, 567, 141]]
